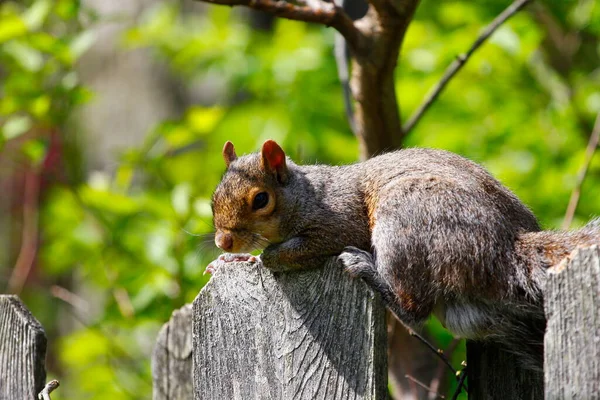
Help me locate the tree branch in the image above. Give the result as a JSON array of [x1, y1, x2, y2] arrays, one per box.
[[198, 0, 420, 160], [200, 0, 363, 48], [403, 0, 532, 134], [562, 112, 600, 229], [404, 374, 446, 399]]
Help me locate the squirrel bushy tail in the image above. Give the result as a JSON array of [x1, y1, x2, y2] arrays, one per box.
[[500, 219, 600, 372], [516, 218, 600, 274]]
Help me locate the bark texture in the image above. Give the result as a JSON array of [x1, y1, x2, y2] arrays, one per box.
[[152, 304, 194, 400], [350, 0, 420, 159], [192, 258, 387, 399], [544, 246, 600, 398], [0, 295, 47, 400]]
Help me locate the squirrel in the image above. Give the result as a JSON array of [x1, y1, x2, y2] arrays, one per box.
[[209, 139, 600, 372]]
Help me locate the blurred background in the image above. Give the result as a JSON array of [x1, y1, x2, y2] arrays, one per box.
[[0, 0, 599, 398]]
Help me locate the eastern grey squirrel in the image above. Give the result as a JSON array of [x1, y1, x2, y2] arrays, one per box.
[[209, 139, 600, 372]]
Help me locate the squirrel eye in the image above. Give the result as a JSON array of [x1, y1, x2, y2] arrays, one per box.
[[252, 192, 269, 210]]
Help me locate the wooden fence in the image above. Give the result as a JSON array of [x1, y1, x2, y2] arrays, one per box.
[[2, 246, 599, 399], [0, 295, 46, 400]]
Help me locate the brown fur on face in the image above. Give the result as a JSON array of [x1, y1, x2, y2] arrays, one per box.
[[212, 154, 283, 253]]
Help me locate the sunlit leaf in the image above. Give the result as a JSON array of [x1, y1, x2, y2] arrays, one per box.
[[30, 95, 50, 118], [186, 106, 224, 134], [21, 139, 47, 165], [2, 115, 31, 139], [22, 0, 51, 30], [69, 30, 96, 60], [171, 183, 191, 216], [3, 41, 44, 71], [0, 15, 27, 43], [79, 186, 141, 215]]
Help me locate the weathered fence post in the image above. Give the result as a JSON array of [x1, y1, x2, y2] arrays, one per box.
[[544, 246, 600, 398], [467, 341, 543, 399], [0, 295, 47, 400], [152, 304, 193, 400], [192, 258, 388, 399]]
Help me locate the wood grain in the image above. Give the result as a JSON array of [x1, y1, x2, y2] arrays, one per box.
[[152, 304, 193, 400], [544, 246, 600, 398], [467, 341, 543, 400], [192, 258, 387, 399], [0, 295, 47, 400]]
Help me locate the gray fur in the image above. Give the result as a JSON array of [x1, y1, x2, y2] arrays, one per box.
[[213, 146, 600, 372]]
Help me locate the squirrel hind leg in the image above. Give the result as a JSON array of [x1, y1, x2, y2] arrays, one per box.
[[338, 246, 424, 327]]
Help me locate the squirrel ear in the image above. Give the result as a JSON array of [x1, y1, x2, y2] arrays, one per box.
[[261, 140, 288, 183], [222, 141, 237, 168]]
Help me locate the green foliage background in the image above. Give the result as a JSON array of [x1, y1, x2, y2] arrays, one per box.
[[1, 0, 599, 398]]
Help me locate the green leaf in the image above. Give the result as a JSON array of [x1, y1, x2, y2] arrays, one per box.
[[171, 183, 191, 216], [186, 106, 225, 134], [79, 186, 141, 216], [2, 115, 31, 139], [22, 0, 51, 30], [69, 30, 95, 60], [490, 26, 521, 55], [55, 0, 80, 20], [115, 165, 134, 190], [3, 41, 44, 71], [30, 95, 51, 118], [193, 198, 212, 218], [21, 139, 47, 165], [0, 15, 27, 43]]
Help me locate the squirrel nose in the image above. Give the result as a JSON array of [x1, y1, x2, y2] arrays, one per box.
[[215, 231, 233, 251]]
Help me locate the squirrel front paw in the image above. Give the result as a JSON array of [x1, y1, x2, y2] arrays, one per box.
[[204, 253, 259, 275], [338, 246, 377, 279]]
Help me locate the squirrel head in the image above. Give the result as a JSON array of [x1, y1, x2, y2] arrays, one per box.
[[212, 140, 289, 253]]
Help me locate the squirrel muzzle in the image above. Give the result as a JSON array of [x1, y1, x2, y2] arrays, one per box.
[[215, 230, 234, 252]]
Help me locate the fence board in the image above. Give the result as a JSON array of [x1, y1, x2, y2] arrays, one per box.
[[544, 246, 600, 398], [467, 341, 543, 400], [0, 295, 47, 400], [192, 258, 387, 399], [152, 303, 193, 400]]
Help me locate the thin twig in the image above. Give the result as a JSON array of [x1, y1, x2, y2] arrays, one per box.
[[405, 374, 446, 399], [429, 339, 460, 399], [390, 316, 467, 389], [403, 0, 532, 134], [198, 0, 362, 47], [113, 287, 135, 319], [51, 285, 91, 314], [562, 112, 600, 229], [7, 169, 40, 294], [38, 380, 60, 400], [450, 368, 468, 400], [407, 328, 457, 374]]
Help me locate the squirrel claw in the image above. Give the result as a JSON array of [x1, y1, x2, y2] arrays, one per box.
[[205, 253, 258, 275], [218, 253, 258, 263], [204, 262, 217, 275]]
